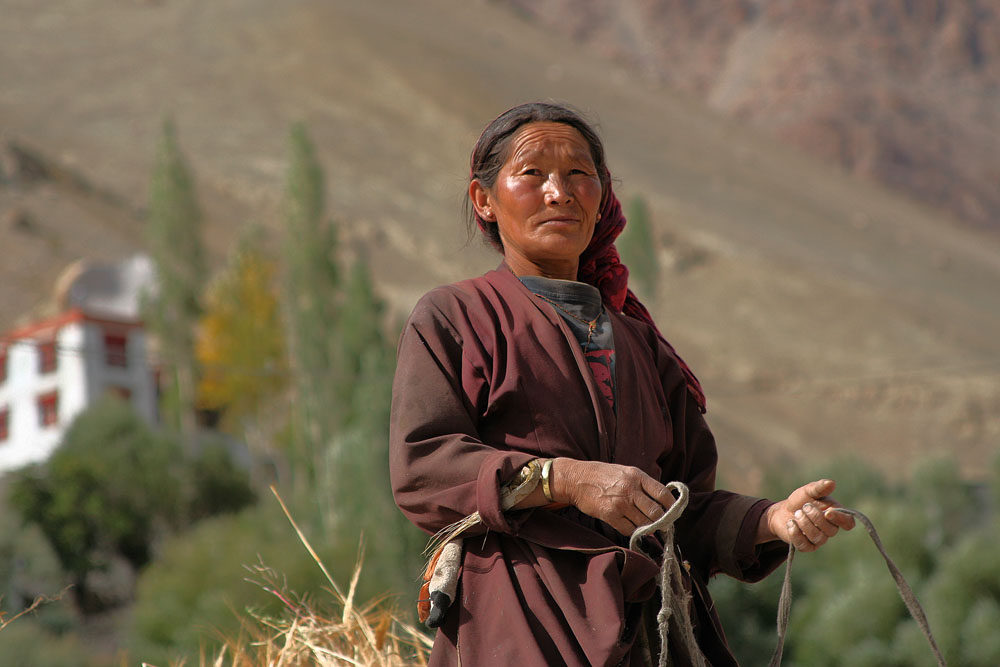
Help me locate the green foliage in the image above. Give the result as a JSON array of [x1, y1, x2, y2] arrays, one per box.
[[0, 524, 74, 633], [125, 122, 425, 663], [618, 194, 660, 300], [280, 123, 342, 488], [0, 619, 90, 667], [337, 255, 386, 414], [0, 478, 80, 663], [185, 437, 258, 522], [8, 397, 184, 581], [128, 505, 279, 662], [146, 118, 208, 442], [789, 562, 903, 667], [311, 255, 424, 599], [959, 598, 1000, 667], [276, 126, 424, 580], [705, 573, 782, 664], [710, 455, 1000, 667], [129, 499, 378, 665], [921, 526, 1000, 664], [6, 397, 255, 616]]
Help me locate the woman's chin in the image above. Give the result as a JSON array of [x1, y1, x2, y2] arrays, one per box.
[[530, 232, 594, 257]]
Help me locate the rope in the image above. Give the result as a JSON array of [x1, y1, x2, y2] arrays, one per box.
[[768, 507, 947, 667], [423, 459, 544, 558], [630, 482, 707, 667]]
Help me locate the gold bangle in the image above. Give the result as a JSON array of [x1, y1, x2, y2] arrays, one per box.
[[541, 459, 555, 503]]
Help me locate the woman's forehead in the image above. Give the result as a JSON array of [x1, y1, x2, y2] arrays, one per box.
[[506, 122, 593, 162]]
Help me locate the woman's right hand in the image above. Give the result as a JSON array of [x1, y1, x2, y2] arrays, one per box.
[[551, 458, 677, 537]]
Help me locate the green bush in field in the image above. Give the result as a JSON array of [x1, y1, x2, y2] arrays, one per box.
[[6, 397, 255, 616], [0, 499, 69, 611], [0, 620, 90, 667], [710, 453, 1000, 667], [126, 494, 410, 665], [7, 398, 185, 611]]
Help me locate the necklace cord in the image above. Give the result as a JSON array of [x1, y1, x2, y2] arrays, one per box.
[[532, 292, 604, 351]]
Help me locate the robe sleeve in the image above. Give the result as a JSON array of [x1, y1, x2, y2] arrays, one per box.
[[652, 339, 787, 582], [389, 290, 538, 537]]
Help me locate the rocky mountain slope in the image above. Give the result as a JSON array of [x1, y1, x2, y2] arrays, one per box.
[[1, 0, 998, 485], [499, 0, 1000, 232]]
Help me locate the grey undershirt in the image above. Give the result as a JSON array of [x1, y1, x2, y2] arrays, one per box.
[[519, 275, 617, 407]]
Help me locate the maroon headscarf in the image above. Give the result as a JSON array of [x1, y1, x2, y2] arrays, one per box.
[[474, 171, 707, 413], [578, 178, 707, 413]]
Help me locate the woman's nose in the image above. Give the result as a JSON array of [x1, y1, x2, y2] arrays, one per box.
[[543, 175, 573, 205]]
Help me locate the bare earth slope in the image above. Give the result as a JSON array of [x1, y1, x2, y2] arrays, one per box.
[[499, 0, 1000, 233], [1, 0, 998, 484]]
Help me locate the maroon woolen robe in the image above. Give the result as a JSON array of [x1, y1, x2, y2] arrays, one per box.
[[389, 265, 786, 666]]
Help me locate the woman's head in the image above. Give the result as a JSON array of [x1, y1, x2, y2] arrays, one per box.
[[467, 103, 610, 253]]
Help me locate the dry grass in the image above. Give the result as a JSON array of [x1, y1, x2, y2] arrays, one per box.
[[0, 488, 432, 666], [0, 587, 72, 633], [208, 487, 431, 667], [195, 559, 432, 667], [143, 486, 432, 667]]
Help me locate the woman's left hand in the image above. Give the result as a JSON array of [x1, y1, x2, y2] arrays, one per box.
[[758, 479, 855, 551]]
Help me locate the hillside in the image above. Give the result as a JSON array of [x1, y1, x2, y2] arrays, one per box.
[[1, 0, 998, 485], [499, 0, 1000, 233]]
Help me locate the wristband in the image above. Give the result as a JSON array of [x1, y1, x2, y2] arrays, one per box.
[[541, 459, 555, 503]]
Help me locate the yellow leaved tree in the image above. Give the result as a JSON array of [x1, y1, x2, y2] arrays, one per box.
[[196, 231, 288, 455]]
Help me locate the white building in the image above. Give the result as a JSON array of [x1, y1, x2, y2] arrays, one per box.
[[0, 255, 158, 473]]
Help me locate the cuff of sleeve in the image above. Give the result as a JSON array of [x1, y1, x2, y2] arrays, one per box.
[[476, 450, 539, 535], [715, 496, 775, 579], [735, 499, 788, 582]]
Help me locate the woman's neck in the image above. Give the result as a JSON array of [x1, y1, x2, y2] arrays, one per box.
[[504, 251, 579, 281]]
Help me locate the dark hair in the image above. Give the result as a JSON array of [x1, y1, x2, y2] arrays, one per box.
[[465, 102, 610, 250]]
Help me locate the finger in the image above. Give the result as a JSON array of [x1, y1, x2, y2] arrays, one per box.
[[793, 508, 827, 547], [824, 507, 856, 531], [803, 503, 839, 538], [621, 501, 655, 531], [640, 475, 676, 512], [635, 496, 666, 524], [604, 490, 650, 532], [787, 520, 815, 552], [614, 515, 641, 538], [787, 479, 837, 509], [629, 488, 672, 527], [808, 479, 837, 499]]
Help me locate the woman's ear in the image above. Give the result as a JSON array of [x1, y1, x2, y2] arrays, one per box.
[[469, 180, 494, 221]]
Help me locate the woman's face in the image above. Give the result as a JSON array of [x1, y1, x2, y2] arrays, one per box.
[[471, 122, 603, 278]]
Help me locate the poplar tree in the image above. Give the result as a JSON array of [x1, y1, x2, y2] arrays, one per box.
[[328, 253, 424, 594], [146, 119, 207, 447], [337, 253, 386, 418], [279, 122, 423, 577], [619, 194, 660, 300], [280, 123, 341, 488]]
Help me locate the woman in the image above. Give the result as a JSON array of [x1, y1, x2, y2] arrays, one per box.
[[389, 102, 853, 666]]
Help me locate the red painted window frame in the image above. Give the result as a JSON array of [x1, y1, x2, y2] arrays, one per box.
[[38, 339, 58, 374], [104, 332, 128, 368], [38, 391, 58, 428]]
